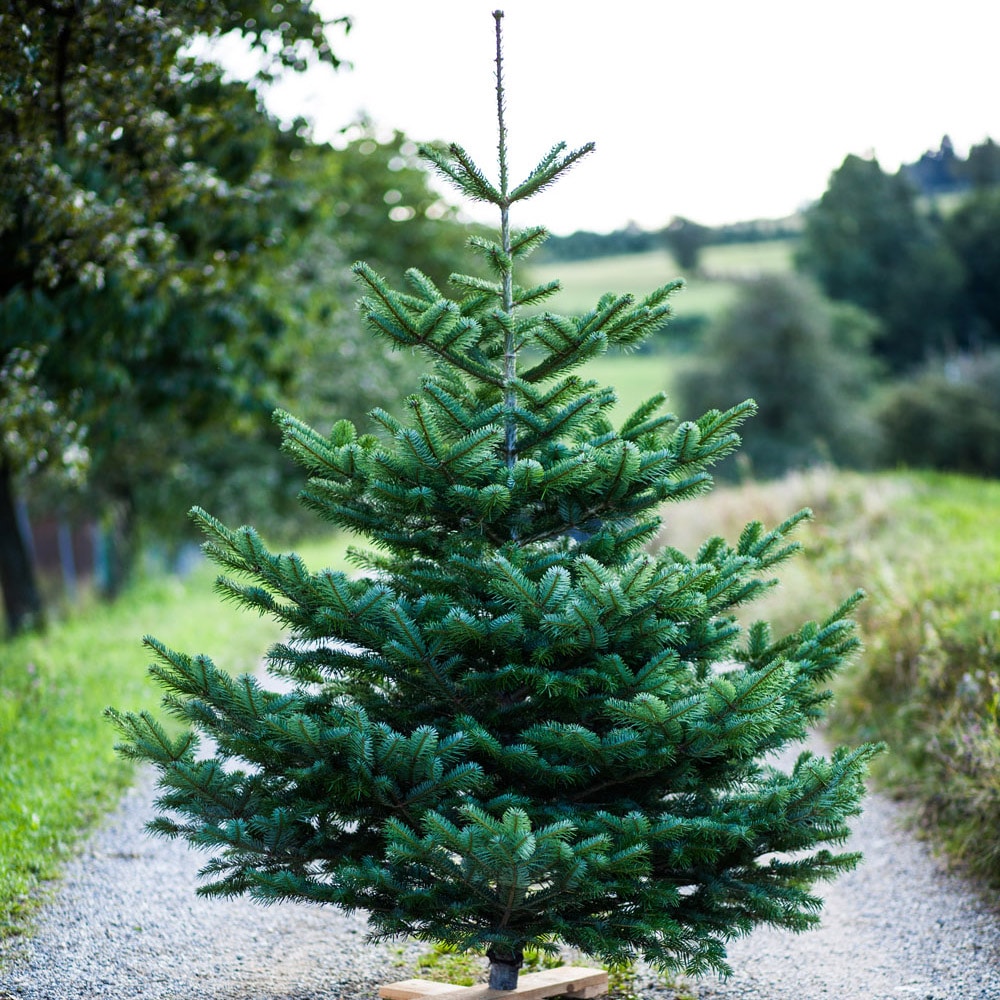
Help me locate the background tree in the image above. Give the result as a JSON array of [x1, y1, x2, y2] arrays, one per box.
[[663, 215, 713, 273], [303, 122, 484, 288], [902, 135, 964, 194], [680, 274, 880, 478], [0, 344, 88, 631], [112, 13, 878, 992], [942, 187, 1000, 349], [26, 75, 321, 591], [0, 1, 349, 629], [796, 154, 964, 371], [875, 351, 1000, 477], [961, 137, 1000, 188]]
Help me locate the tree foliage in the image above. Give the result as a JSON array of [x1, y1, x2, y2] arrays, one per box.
[[680, 275, 880, 478], [943, 187, 1000, 348], [876, 351, 1000, 477], [663, 216, 713, 273], [796, 153, 964, 371], [111, 13, 879, 990], [0, 1, 352, 629], [963, 137, 1000, 188], [0, 1, 347, 295]]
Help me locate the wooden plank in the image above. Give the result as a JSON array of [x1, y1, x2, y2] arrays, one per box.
[[380, 980, 475, 999], [379, 965, 608, 1000]]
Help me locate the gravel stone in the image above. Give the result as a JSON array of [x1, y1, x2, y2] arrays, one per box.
[[4, 741, 1000, 999]]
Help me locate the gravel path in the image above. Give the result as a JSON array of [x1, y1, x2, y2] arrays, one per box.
[[4, 746, 1000, 1000]]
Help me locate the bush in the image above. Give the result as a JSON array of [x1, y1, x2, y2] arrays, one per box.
[[680, 274, 880, 478], [876, 351, 1000, 476]]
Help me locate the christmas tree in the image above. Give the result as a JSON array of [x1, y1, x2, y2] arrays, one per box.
[[110, 12, 879, 992]]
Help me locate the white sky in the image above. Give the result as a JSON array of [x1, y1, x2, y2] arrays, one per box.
[[250, 0, 999, 235]]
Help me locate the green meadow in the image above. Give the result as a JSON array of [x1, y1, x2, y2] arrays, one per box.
[[526, 238, 797, 323], [525, 238, 799, 420]]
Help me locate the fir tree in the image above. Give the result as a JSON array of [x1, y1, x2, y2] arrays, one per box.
[[109, 12, 880, 992]]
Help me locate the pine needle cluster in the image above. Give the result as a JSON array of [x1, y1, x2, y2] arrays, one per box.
[[109, 12, 879, 988]]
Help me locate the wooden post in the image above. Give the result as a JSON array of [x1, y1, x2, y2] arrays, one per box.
[[379, 965, 608, 1000]]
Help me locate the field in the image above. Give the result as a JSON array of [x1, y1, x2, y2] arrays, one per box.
[[525, 238, 797, 324], [573, 352, 697, 421], [524, 238, 798, 421]]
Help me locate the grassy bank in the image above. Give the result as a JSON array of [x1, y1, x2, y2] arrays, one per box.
[[0, 531, 352, 942], [657, 468, 1000, 887]]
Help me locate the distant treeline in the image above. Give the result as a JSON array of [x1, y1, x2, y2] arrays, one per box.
[[902, 135, 1000, 194], [540, 135, 1000, 263], [539, 217, 802, 262]]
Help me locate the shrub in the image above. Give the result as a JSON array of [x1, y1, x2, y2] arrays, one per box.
[[680, 274, 880, 478], [876, 351, 1000, 477]]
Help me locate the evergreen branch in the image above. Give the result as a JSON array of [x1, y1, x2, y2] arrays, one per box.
[[577, 293, 635, 336], [440, 424, 504, 472], [619, 393, 676, 440], [352, 262, 482, 370], [522, 325, 608, 383], [406, 397, 449, 478], [420, 377, 504, 438], [508, 142, 596, 203], [512, 280, 561, 308], [450, 272, 504, 296], [516, 393, 602, 452], [468, 235, 512, 276], [509, 226, 549, 259], [519, 374, 594, 415], [404, 267, 444, 303], [355, 263, 504, 386], [420, 142, 503, 204]]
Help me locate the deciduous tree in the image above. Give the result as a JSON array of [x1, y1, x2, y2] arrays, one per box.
[[796, 154, 963, 371], [0, 1, 349, 629], [680, 274, 880, 478]]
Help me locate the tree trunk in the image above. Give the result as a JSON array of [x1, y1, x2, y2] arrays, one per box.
[[100, 481, 138, 599], [487, 948, 523, 991], [0, 459, 44, 635]]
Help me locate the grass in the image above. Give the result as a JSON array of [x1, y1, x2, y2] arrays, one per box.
[[699, 238, 798, 277], [0, 530, 351, 945], [573, 351, 697, 422], [655, 468, 1000, 887], [525, 239, 796, 327], [527, 250, 734, 322], [521, 240, 799, 431]]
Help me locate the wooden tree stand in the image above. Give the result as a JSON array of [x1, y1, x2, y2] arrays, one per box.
[[380, 965, 609, 1000]]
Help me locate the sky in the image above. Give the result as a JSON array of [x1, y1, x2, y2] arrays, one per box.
[[241, 0, 999, 235]]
